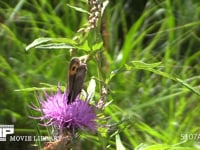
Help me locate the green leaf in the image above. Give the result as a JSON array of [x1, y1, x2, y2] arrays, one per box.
[[131, 61, 162, 68], [0, 109, 22, 120], [143, 144, 170, 150], [144, 144, 194, 150], [14, 87, 56, 92], [26, 38, 52, 51], [25, 37, 76, 51], [116, 134, 126, 150], [176, 78, 200, 96], [87, 78, 96, 102], [128, 61, 200, 96], [35, 43, 74, 49], [135, 143, 148, 150], [76, 40, 90, 51], [92, 42, 103, 50], [66, 4, 90, 14], [130, 61, 175, 80], [101, 0, 109, 16]]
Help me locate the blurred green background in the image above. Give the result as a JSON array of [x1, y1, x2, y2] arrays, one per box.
[[0, 0, 200, 149]]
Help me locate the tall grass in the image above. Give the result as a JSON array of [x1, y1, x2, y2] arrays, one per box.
[[0, 0, 200, 149]]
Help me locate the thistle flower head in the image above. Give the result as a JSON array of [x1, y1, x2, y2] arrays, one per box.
[[31, 86, 97, 131]]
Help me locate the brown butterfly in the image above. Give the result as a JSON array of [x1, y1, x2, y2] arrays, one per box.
[[67, 57, 87, 104]]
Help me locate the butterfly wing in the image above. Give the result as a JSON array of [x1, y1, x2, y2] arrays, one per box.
[[68, 58, 80, 103], [67, 57, 87, 104], [68, 63, 87, 104], [68, 58, 80, 92]]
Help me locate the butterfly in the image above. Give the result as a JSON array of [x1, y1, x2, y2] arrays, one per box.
[[67, 57, 87, 104]]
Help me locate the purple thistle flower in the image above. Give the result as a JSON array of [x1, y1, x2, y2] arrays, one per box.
[[30, 86, 97, 131]]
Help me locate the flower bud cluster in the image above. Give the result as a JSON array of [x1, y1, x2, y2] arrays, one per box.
[[72, 0, 103, 49], [87, 0, 103, 30]]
